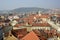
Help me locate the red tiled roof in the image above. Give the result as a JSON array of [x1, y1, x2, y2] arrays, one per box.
[[57, 15, 60, 17], [14, 14, 51, 27], [27, 14, 50, 19], [21, 31, 40, 40], [14, 24, 25, 27], [40, 15, 49, 18], [14, 22, 50, 27], [32, 23, 50, 27], [57, 33, 60, 37], [0, 22, 3, 25], [12, 28, 27, 38]]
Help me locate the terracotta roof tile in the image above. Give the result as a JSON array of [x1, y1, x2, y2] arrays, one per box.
[[14, 24, 25, 27], [12, 28, 27, 38], [32, 23, 50, 27], [21, 31, 39, 40], [28, 14, 50, 19]]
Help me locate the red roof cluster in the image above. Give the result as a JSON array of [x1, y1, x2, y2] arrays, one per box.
[[21, 31, 40, 40], [14, 14, 51, 27], [12, 28, 60, 40]]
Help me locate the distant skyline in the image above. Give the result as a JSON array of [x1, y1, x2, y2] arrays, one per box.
[[0, 0, 60, 10]]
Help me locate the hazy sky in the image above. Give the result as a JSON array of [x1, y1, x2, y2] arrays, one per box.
[[0, 0, 60, 10]]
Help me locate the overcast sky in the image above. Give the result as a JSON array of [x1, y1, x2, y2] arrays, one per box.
[[0, 0, 60, 10]]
